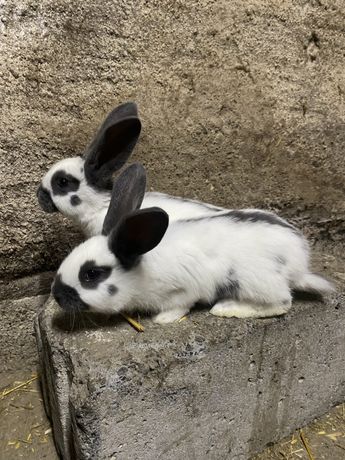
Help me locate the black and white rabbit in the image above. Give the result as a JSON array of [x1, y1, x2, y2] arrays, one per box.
[[37, 102, 224, 237], [52, 164, 334, 324]]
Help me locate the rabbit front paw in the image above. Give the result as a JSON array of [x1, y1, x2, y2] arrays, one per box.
[[153, 308, 189, 324]]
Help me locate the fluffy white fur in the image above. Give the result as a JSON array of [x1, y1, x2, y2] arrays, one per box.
[[41, 157, 224, 237], [57, 212, 334, 324]]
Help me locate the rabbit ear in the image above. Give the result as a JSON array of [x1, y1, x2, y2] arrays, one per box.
[[84, 102, 141, 190], [108, 207, 169, 269], [102, 163, 146, 235]]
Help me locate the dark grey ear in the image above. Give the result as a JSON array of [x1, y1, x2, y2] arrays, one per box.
[[84, 102, 141, 190], [102, 163, 146, 235], [37, 185, 58, 213], [108, 207, 169, 269]]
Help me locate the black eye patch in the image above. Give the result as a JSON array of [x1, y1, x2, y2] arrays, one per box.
[[51, 170, 80, 196], [79, 260, 112, 289]]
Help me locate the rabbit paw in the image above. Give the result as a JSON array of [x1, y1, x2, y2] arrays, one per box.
[[153, 308, 189, 324], [210, 299, 291, 319]]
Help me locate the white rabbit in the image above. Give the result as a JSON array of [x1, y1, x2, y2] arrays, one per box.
[[52, 164, 334, 324], [37, 102, 224, 237]]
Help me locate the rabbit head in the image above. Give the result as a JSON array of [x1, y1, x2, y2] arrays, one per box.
[[52, 163, 169, 314], [37, 102, 141, 222]]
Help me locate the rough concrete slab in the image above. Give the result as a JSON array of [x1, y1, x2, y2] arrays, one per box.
[[0, 271, 54, 302], [1, 294, 48, 373], [0, 271, 54, 373], [36, 280, 344, 459]]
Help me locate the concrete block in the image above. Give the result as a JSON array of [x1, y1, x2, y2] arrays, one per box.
[[1, 294, 48, 372], [36, 291, 345, 460]]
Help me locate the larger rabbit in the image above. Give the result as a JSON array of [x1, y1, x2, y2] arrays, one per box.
[[52, 164, 334, 324], [37, 102, 224, 237]]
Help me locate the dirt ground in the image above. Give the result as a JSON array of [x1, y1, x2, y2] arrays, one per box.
[[254, 405, 345, 460], [0, 371, 57, 460], [0, 370, 344, 460]]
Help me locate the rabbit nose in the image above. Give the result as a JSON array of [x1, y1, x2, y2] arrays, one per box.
[[52, 275, 89, 312], [37, 185, 58, 213], [51, 276, 63, 304]]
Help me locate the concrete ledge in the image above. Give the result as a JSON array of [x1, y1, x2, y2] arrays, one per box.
[[35, 292, 345, 460]]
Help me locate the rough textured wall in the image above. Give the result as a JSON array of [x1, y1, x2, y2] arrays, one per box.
[[1, 0, 345, 282]]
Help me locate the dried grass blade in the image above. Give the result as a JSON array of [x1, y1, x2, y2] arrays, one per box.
[[121, 313, 145, 332], [1, 375, 38, 398], [299, 429, 315, 460]]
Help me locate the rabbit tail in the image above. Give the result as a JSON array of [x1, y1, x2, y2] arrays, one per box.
[[292, 273, 335, 294]]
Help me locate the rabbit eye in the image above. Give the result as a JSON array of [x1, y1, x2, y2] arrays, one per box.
[[58, 177, 69, 187], [79, 261, 112, 289], [85, 269, 99, 282]]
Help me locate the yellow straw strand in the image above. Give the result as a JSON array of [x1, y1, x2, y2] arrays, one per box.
[[299, 429, 315, 460], [178, 315, 188, 323], [1, 375, 38, 398], [121, 313, 145, 332]]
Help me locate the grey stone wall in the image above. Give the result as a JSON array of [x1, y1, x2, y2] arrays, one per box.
[[1, 0, 345, 282]]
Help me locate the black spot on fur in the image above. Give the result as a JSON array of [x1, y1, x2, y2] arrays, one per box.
[[275, 255, 286, 265], [70, 195, 81, 206], [225, 210, 296, 231], [79, 260, 112, 289], [52, 275, 89, 311], [215, 270, 240, 301], [183, 210, 298, 232], [108, 284, 118, 295], [51, 170, 80, 196], [37, 185, 58, 213], [275, 255, 287, 273]]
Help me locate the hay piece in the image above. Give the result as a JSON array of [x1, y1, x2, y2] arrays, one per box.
[[299, 429, 315, 460], [31, 423, 42, 429], [178, 315, 188, 323], [335, 443, 345, 451], [1, 375, 38, 398], [121, 313, 145, 332], [18, 438, 32, 444], [18, 389, 38, 393], [326, 431, 342, 441]]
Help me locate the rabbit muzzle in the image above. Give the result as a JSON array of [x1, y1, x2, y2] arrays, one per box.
[[52, 274, 89, 312]]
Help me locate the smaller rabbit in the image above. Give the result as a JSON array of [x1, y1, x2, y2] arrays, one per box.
[[52, 163, 334, 324], [37, 102, 224, 237]]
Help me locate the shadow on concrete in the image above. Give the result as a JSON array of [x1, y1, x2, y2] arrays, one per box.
[[52, 310, 129, 332], [51, 294, 324, 333], [292, 290, 324, 301]]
